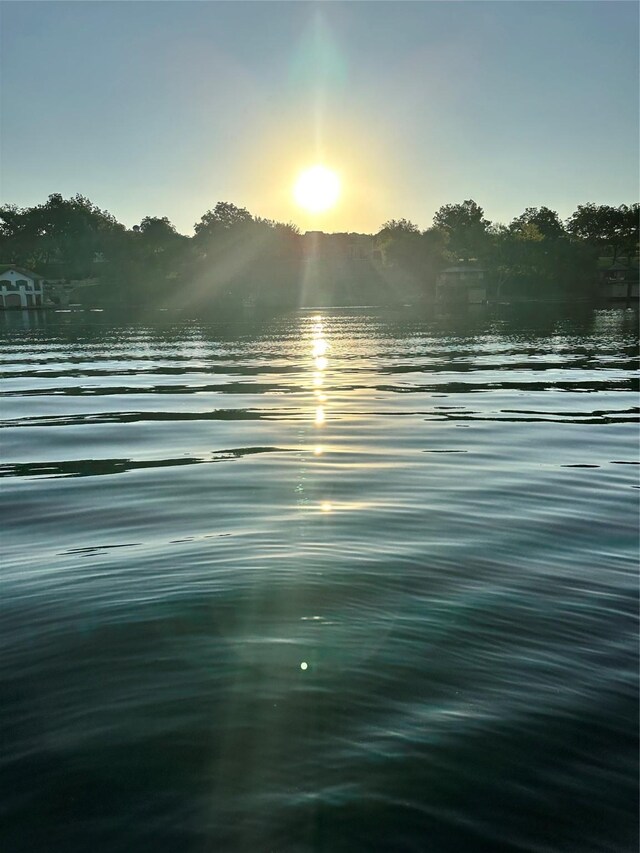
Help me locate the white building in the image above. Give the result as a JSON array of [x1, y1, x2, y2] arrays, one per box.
[[0, 266, 45, 309]]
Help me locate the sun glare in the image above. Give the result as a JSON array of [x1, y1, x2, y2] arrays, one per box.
[[294, 165, 341, 213]]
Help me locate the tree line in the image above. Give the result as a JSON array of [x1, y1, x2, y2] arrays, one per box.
[[379, 199, 638, 299], [0, 193, 637, 309]]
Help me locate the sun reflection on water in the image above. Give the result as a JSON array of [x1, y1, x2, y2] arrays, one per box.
[[311, 317, 329, 427], [312, 339, 328, 358], [310, 316, 332, 512]]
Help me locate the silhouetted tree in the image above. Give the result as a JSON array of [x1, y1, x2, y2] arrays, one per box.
[[379, 218, 420, 235], [254, 217, 300, 235], [134, 216, 187, 257], [194, 202, 253, 240], [376, 220, 448, 299], [0, 193, 124, 274], [377, 219, 421, 266], [139, 215, 176, 238], [566, 203, 639, 262], [127, 216, 190, 296], [0, 191, 636, 310], [432, 199, 490, 261], [0, 204, 33, 265], [489, 217, 595, 298], [510, 207, 565, 240]]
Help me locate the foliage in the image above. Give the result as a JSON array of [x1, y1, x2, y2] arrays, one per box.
[[137, 216, 176, 237], [510, 207, 565, 240], [254, 217, 300, 236], [194, 202, 253, 240], [488, 212, 596, 297], [566, 203, 639, 261], [0, 193, 125, 275], [379, 218, 420, 235], [432, 199, 491, 261], [0, 192, 637, 309]]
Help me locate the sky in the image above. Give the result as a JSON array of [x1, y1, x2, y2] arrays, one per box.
[[1, 1, 638, 235]]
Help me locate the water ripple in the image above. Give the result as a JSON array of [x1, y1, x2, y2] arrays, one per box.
[[0, 306, 638, 853]]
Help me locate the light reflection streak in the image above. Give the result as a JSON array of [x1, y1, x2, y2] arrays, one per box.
[[312, 339, 328, 358], [311, 316, 329, 428], [310, 317, 331, 511]]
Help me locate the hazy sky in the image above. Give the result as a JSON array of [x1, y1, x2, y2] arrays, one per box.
[[1, 1, 638, 234]]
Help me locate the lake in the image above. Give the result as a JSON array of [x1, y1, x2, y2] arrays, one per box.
[[1, 305, 638, 852]]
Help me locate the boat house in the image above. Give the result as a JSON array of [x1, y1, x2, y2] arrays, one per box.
[[599, 261, 639, 302], [0, 266, 46, 309], [436, 265, 487, 305]]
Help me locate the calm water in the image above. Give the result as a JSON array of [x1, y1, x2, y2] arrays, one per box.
[[1, 306, 638, 853]]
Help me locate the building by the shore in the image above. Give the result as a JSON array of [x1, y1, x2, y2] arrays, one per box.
[[436, 265, 487, 305], [0, 266, 46, 309], [599, 261, 639, 302]]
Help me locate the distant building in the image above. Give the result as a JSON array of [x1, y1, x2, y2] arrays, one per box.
[[0, 266, 45, 309], [302, 232, 376, 262], [599, 261, 639, 301], [436, 265, 487, 305]]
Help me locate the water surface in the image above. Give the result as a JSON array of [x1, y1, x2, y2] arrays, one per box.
[[1, 306, 638, 852]]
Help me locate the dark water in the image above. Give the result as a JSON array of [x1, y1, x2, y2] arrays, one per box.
[[1, 306, 638, 853]]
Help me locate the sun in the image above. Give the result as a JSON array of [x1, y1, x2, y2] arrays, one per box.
[[293, 165, 341, 213]]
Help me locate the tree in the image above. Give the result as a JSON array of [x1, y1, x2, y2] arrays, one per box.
[[135, 216, 183, 254], [251, 218, 302, 261], [510, 207, 565, 240], [375, 220, 447, 299], [379, 218, 420, 235], [432, 199, 490, 261], [139, 215, 176, 236], [566, 203, 639, 262], [0, 204, 32, 264], [566, 203, 611, 245], [376, 219, 421, 266], [0, 193, 124, 273], [620, 204, 639, 259], [194, 202, 253, 240], [488, 216, 596, 299], [254, 217, 300, 236]]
